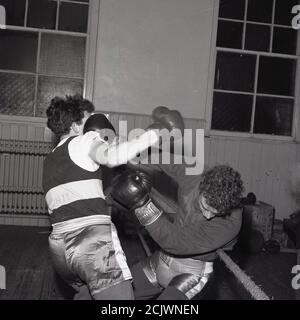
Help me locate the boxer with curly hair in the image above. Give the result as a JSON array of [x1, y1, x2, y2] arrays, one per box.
[[108, 162, 244, 300]]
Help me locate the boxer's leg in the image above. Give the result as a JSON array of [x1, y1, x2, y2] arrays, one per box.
[[157, 286, 188, 300], [156, 257, 213, 300], [48, 232, 89, 299], [65, 224, 133, 300], [130, 261, 162, 300], [73, 284, 92, 300], [93, 280, 134, 300]]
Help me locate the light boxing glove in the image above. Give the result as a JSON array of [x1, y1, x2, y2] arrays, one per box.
[[108, 170, 163, 226], [167, 268, 212, 300]]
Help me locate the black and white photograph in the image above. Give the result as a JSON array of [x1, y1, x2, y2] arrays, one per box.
[[0, 0, 299, 308]]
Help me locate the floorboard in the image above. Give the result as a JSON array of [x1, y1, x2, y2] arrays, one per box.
[[0, 225, 297, 300]]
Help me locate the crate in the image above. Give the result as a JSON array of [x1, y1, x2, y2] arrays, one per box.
[[243, 201, 275, 241]]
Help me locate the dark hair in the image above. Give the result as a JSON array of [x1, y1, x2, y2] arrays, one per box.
[[46, 95, 95, 137], [199, 165, 244, 216]]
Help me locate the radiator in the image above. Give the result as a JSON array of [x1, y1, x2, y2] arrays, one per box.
[[0, 139, 53, 215]]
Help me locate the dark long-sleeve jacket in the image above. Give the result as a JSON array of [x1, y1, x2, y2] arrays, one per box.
[[142, 162, 242, 261]]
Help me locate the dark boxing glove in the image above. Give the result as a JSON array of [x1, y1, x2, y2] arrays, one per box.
[[148, 106, 185, 134], [147, 106, 185, 154], [108, 170, 152, 211], [108, 170, 163, 226]]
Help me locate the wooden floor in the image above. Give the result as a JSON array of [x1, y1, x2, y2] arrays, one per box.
[[0, 225, 146, 300], [0, 225, 297, 300]]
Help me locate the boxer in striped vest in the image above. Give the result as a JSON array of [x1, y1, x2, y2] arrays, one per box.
[[43, 95, 184, 300]]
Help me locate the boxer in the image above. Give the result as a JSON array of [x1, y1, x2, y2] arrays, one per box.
[[108, 164, 244, 300], [43, 95, 185, 300]]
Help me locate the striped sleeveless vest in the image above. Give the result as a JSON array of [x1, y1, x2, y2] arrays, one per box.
[[43, 137, 109, 224]]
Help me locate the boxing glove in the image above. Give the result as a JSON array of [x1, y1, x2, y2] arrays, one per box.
[[108, 170, 152, 211], [147, 106, 185, 154], [148, 106, 185, 134], [108, 170, 163, 226], [165, 273, 211, 300]]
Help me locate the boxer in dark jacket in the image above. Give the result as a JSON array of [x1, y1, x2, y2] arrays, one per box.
[[108, 163, 244, 300]]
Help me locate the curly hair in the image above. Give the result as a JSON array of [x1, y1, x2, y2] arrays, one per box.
[[46, 95, 95, 137], [199, 165, 244, 216]]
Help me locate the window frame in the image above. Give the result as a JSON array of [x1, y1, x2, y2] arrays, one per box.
[[206, 0, 300, 142], [0, 0, 99, 123]]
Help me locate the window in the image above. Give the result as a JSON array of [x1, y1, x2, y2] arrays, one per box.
[[211, 0, 299, 137], [0, 0, 89, 118]]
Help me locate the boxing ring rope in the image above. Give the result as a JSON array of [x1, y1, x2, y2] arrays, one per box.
[[216, 249, 271, 300], [137, 229, 271, 300], [136, 187, 271, 300]]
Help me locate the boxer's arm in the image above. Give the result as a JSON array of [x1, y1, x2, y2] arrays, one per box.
[[108, 169, 242, 255], [88, 130, 159, 167], [154, 158, 187, 182], [132, 192, 242, 255], [145, 209, 242, 256], [134, 158, 204, 191]]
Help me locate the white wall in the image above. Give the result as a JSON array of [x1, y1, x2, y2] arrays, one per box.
[[0, 0, 299, 225], [205, 136, 299, 220], [1, 113, 298, 221], [93, 0, 215, 119]]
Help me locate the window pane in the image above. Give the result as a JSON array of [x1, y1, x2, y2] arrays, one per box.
[[36, 76, 83, 117], [219, 0, 246, 20], [254, 96, 293, 136], [0, 0, 26, 26], [59, 2, 88, 33], [258, 57, 297, 96], [245, 24, 270, 52], [275, 0, 300, 26], [247, 0, 273, 23], [211, 92, 253, 132], [39, 34, 86, 78], [214, 51, 256, 92], [273, 27, 298, 55], [27, 0, 57, 30], [0, 30, 38, 72], [217, 21, 243, 49], [0, 73, 35, 116]]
